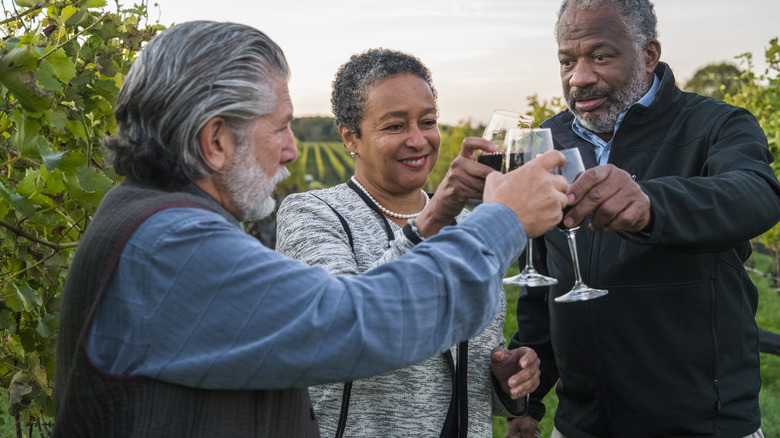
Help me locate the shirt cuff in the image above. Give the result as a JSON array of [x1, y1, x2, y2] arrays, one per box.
[[460, 202, 527, 262]]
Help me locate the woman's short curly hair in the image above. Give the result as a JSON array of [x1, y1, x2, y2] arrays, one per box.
[[331, 48, 437, 138]]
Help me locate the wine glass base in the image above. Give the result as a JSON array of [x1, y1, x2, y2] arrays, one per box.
[[554, 286, 608, 303], [503, 272, 558, 287]]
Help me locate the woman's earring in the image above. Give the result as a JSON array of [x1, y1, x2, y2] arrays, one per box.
[[350, 151, 356, 159]]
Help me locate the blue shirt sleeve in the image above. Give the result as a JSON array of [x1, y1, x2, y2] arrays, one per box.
[[86, 202, 525, 390]]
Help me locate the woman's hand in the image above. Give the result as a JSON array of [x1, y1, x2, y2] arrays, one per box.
[[421, 137, 496, 232], [506, 416, 541, 438], [491, 347, 541, 399]]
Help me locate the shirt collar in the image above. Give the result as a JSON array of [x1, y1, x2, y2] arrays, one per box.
[[182, 183, 242, 227], [570, 73, 661, 161]]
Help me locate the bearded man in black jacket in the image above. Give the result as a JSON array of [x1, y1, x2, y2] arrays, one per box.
[[506, 1, 780, 437]]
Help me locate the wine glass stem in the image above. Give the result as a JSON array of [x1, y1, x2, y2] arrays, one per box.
[[565, 228, 586, 287], [521, 238, 536, 274]]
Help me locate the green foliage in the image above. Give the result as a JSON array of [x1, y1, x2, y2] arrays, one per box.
[[0, 0, 162, 433], [684, 62, 747, 101], [291, 116, 341, 142], [723, 38, 780, 280], [424, 122, 482, 192], [526, 94, 566, 128]]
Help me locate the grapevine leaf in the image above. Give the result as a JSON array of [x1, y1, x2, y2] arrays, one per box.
[[0, 181, 36, 218], [49, 49, 77, 83], [16, 168, 40, 197], [5, 36, 21, 50], [57, 147, 87, 174], [0, 309, 14, 330], [38, 140, 68, 170], [41, 166, 68, 195], [10, 111, 44, 158], [66, 120, 89, 144], [35, 60, 62, 92], [13, 0, 36, 7], [6, 283, 42, 313], [9, 372, 33, 416], [97, 55, 119, 77], [45, 106, 69, 134], [67, 5, 89, 27], [0, 46, 52, 112], [18, 168, 56, 208], [0, 197, 10, 218], [77, 164, 113, 194], [36, 313, 57, 338], [62, 5, 87, 27], [93, 78, 120, 101], [2, 333, 25, 359], [86, 0, 107, 7]]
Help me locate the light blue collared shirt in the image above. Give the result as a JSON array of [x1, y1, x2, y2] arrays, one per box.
[[85, 199, 525, 390], [572, 74, 661, 165]]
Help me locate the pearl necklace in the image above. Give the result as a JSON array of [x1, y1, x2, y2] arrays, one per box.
[[350, 176, 429, 219]]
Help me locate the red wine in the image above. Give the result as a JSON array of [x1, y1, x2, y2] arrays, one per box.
[[478, 152, 528, 173], [477, 153, 503, 171]]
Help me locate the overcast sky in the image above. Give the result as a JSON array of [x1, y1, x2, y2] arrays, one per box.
[[151, 0, 779, 126]]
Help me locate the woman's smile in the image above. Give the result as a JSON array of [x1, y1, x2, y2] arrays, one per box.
[[400, 156, 428, 168]]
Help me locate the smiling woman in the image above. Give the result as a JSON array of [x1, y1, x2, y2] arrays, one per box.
[[276, 48, 540, 437], [340, 73, 440, 222]]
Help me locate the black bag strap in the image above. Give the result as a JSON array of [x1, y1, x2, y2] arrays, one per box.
[[439, 342, 469, 438], [335, 381, 353, 438], [309, 193, 354, 438], [310, 193, 354, 252], [457, 341, 469, 437], [346, 179, 395, 243]]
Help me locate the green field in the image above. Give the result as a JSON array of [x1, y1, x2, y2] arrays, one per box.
[[493, 251, 780, 438]]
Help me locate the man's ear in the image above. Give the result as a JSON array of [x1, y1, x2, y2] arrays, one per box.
[[199, 117, 234, 171], [338, 124, 358, 156], [643, 39, 661, 73]]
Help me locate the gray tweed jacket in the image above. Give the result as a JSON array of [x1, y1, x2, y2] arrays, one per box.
[[277, 183, 517, 438]]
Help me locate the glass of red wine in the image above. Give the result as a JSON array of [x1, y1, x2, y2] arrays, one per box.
[[499, 128, 559, 287], [554, 148, 608, 302], [478, 110, 533, 171]]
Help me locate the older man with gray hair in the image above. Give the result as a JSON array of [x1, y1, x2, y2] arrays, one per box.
[[53, 21, 568, 437], [506, 1, 780, 437]]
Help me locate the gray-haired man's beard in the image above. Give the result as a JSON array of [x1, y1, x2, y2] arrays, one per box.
[[225, 145, 290, 222], [566, 63, 648, 134]]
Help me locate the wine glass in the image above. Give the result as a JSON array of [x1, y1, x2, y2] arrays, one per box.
[[554, 148, 608, 303], [501, 128, 558, 287], [477, 110, 533, 171]]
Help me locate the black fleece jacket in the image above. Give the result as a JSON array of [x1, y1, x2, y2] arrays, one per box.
[[511, 62, 780, 437]]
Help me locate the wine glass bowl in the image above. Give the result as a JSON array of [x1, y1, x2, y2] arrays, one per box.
[[481, 110, 534, 148], [501, 128, 558, 287], [554, 148, 608, 303], [478, 110, 533, 172]]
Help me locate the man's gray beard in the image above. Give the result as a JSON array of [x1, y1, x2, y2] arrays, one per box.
[[225, 144, 290, 221], [568, 60, 649, 134]]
